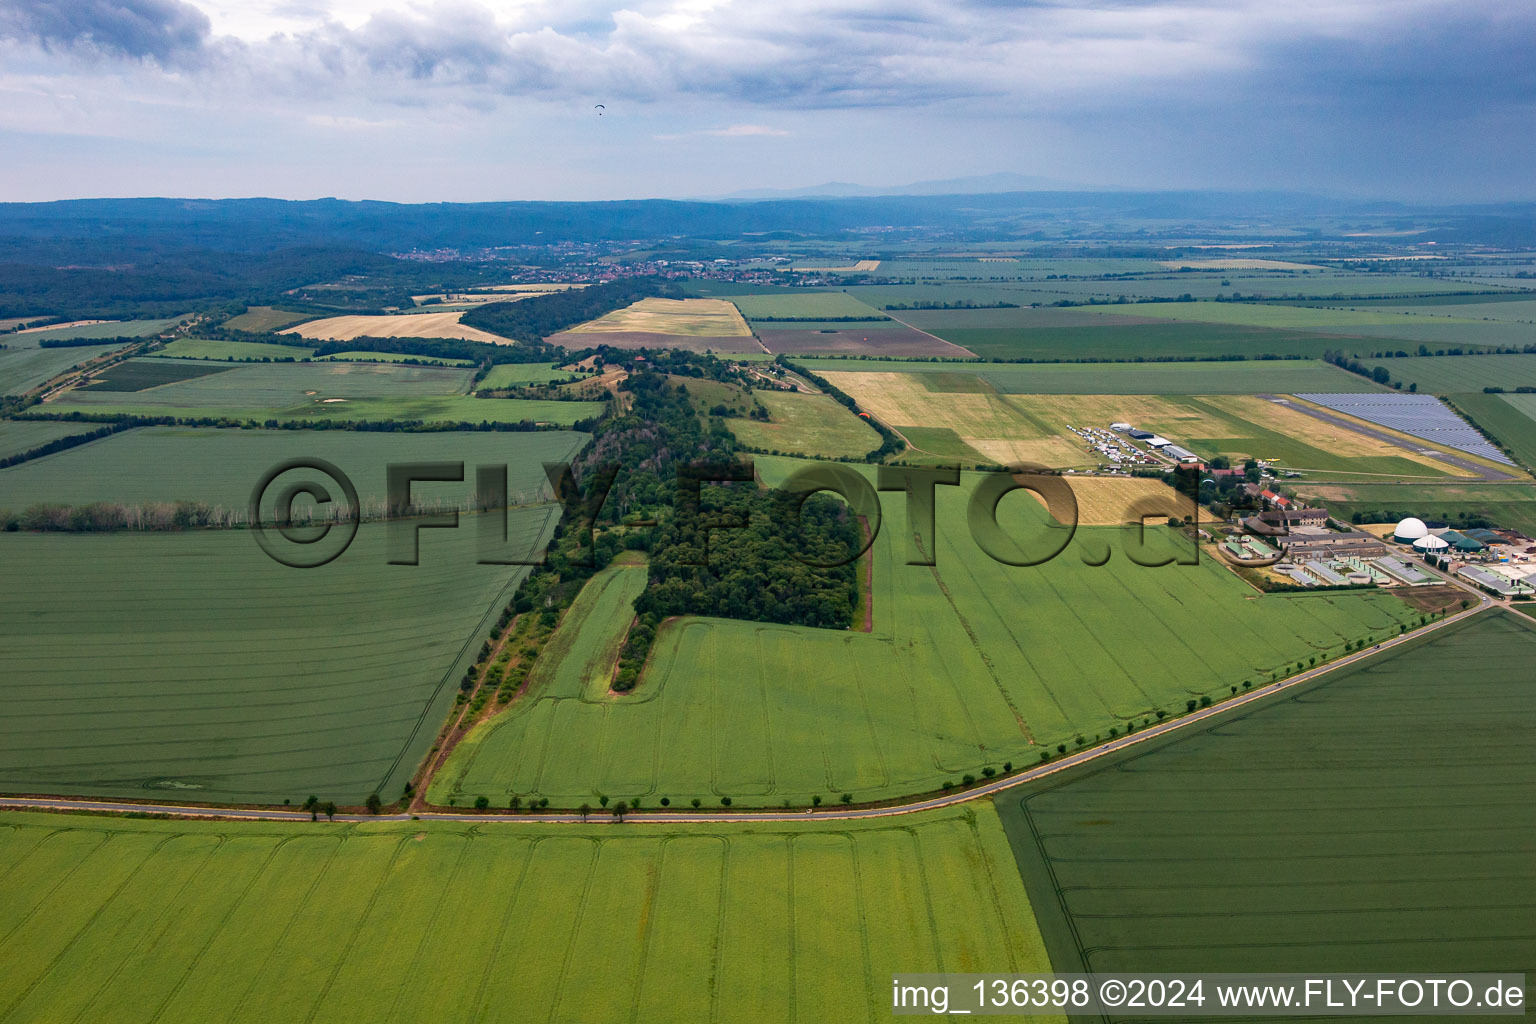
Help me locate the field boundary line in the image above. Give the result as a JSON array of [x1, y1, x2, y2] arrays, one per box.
[[0, 598, 1491, 825]]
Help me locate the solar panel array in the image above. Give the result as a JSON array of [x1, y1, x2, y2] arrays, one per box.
[[1292, 393, 1514, 466]]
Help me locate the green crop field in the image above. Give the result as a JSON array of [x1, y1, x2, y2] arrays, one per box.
[[0, 512, 561, 804], [14, 317, 186, 343], [1448, 392, 1536, 469], [0, 426, 587, 508], [0, 343, 121, 395], [153, 338, 315, 361], [793, 357, 1377, 394], [479, 362, 583, 388], [1098, 299, 1480, 331], [223, 307, 315, 332], [908, 319, 1375, 362], [0, 419, 104, 460], [727, 291, 888, 320], [39, 361, 605, 425], [727, 390, 881, 458], [0, 805, 1052, 1024], [1371, 354, 1536, 393], [995, 611, 1536, 991], [82, 358, 234, 391], [434, 460, 1425, 809]]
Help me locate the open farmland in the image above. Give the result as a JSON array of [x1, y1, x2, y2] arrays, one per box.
[[0, 343, 120, 396], [727, 291, 888, 320], [221, 307, 313, 332], [41, 360, 605, 425], [1450, 392, 1536, 469], [14, 317, 185, 342], [727, 390, 882, 458], [0, 426, 586, 509], [995, 611, 1536, 993], [0, 508, 564, 804], [434, 460, 1424, 808], [822, 370, 1088, 467], [479, 362, 585, 388], [0, 806, 1050, 1024], [282, 310, 513, 344], [899, 309, 1379, 362], [758, 324, 976, 357], [153, 337, 313, 361], [0, 419, 103, 461], [559, 297, 751, 337], [795, 357, 1375, 394], [1297, 480, 1536, 537], [82, 358, 233, 391], [1373, 353, 1536, 393], [548, 297, 763, 354]]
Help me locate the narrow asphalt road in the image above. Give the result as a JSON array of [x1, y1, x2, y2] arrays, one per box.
[[0, 592, 1491, 827]]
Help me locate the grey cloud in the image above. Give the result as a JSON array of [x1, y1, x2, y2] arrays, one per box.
[[0, 0, 210, 62]]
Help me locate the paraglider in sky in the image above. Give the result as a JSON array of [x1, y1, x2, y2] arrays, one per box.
[[594, 104, 605, 116]]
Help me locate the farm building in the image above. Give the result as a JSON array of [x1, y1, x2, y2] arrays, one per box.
[[1458, 565, 1535, 597], [1144, 435, 1172, 448], [1284, 534, 1389, 560], [1393, 517, 1430, 543], [1127, 428, 1154, 440], [1437, 530, 1485, 553], [1260, 507, 1329, 528], [1110, 422, 1132, 432], [1163, 444, 1199, 461]]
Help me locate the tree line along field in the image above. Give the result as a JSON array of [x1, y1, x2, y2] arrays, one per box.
[[0, 428, 588, 804], [0, 426, 585, 509], [1296, 481, 1536, 538], [152, 337, 316, 361], [0, 419, 101, 460], [36, 360, 606, 426], [1373, 353, 1536, 393], [0, 323, 130, 395], [433, 460, 1427, 809], [1451, 391, 1536, 469], [793, 357, 1377, 394], [0, 806, 1054, 1024], [994, 611, 1536, 998]]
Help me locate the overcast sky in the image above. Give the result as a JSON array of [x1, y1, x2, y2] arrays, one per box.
[[1, 0, 1532, 203]]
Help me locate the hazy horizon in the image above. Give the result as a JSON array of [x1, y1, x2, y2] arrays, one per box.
[[2, 0, 1534, 205]]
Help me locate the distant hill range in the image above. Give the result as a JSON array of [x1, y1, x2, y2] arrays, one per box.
[[709, 172, 1098, 200]]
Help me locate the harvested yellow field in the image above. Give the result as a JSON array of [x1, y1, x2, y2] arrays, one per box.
[[281, 311, 511, 345], [1029, 476, 1198, 525], [562, 297, 752, 338], [822, 371, 1087, 468], [1158, 258, 1324, 270], [799, 260, 881, 272]]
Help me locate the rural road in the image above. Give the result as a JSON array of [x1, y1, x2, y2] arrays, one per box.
[[0, 588, 1492, 827], [1261, 394, 1518, 481]]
